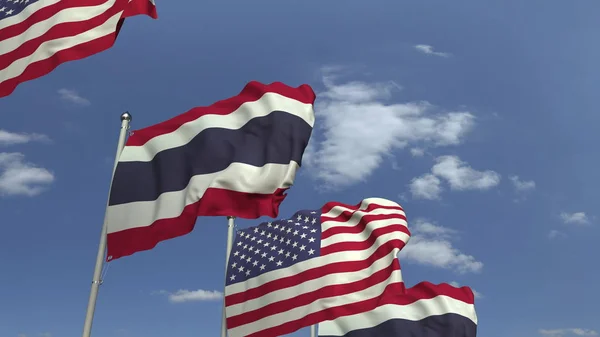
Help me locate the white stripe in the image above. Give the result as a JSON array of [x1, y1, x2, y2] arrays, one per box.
[[1, 0, 117, 56], [226, 250, 400, 317], [106, 161, 299, 234], [119, 93, 315, 162], [0, 10, 122, 83], [225, 231, 409, 296], [318, 295, 478, 336], [321, 217, 408, 249], [227, 270, 403, 337], [0, 0, 61, 30]]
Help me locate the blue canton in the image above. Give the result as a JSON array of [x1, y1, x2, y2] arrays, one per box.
[[0, 0, 40, 21], [226, 209, 322, 286]]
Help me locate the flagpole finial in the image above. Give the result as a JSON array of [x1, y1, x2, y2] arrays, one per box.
[[120, 111, 132, 122]]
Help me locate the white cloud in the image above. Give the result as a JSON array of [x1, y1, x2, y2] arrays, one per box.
[[0, 153, 54, 197], [410, 147, 425, 157], [510, 175, 535, 192], [449, 281, 483, 299], [409, 174, 442, 200], [58, 88, 90, 106], [539, 329, 598, 337], [155, 289, 223, 303], [414, 44, 451, 57], [431, 155, 500, 191], [399, 219, 483, 273], [0, 130, 49, 146], [304, 67, 475, 189], [560, 212, 589, 225], [548, 230, 567, 240]]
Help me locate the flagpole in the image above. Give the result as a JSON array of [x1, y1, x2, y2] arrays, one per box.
[[81, 112, 132, 337], [311, 325, 316, 337], [221, 216, 236, 337]]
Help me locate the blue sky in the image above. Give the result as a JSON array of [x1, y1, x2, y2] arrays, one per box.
[[1, 0, 599, 337]]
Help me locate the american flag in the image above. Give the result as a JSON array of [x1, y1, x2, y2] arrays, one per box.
[[0, 0, 157, 97], [224, 197, 411, 337]]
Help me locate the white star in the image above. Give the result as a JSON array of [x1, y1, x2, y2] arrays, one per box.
[[260, 264, 266, 270], [292, 242, 298, 248], [292, 254, 298, 260], [309, 237, 316, 243], [240, 254, 246, 259], [285, 251, 291, 258], [278, 249, 284, 255], [274, 224, 280, 229], [236, 241, 242, 246], [231, 262, 237, 268], [286, 228, 292, 233], [300, 233, 307, 239], [311, 211, 317, 214], [230, 275, 236, 281], [304, 217, 309, 223], [308, 249, 315, 255], [264, 242, 270, 247], [279, 237, 284, 243], [248, 246, 254, 252], [267, 233, 272, 238], [286, 239, 291, 245], [233, 251, 239, 256], [276, 260, 283, 266], [273, 235, 279, 241], [311, 218, 317, 224], [287, 219, 293, 222], [267, 222, 272, 227], [297, 215, 302, 221], [293, 230, 299, 236], [302, 226, 308, 229], [310, 229, 317, 233], [250, 236, 256, 241], [260, 230, 266, 236], [243, 244, 248, 249], [252, 260, 259, 266], [261, 252, 267, 258], [257, 239, 263, 244], [270, 246, 277, 251], [268, 256, 275, 262], [254, 228, 259, 233], [295, 222, 301, 226], [245, 270, 251, 276], [246, 257, 252, 263], [279, 226, 285, 231], [238, 266, 244, 272], [254, 248, 261, 254], [299, 245, 306, 251]]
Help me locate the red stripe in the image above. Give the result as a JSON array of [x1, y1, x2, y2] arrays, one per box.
[[0, 0, 113, 41], [106, 187, 288, 261], [403, 282, 475, 305], [123, 0, 157, 18], [125, 81, 317, 147], [226, 259, 401, 329], [244, 282, 407, 337], [0, 2, 126, 70], [321, 213, 409, 241], [321, 200, 404, 215], [225, 239, 404, 307]]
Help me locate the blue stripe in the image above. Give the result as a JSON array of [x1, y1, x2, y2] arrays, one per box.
[[109, 111, 312, 205], [319, 314, 477, 337]]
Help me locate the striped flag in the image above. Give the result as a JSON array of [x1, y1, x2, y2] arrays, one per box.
[[318, 282, 478, 337], [224, 197, 410, 337], [0, 0, 157, 97], [105, 81, 316, 261]]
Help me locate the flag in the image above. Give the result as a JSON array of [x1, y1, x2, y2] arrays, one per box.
[[0, 0, 158, 97], [224, 197, 410, 337], [318, 282, 477, 337], [105, 81, 316, 261]]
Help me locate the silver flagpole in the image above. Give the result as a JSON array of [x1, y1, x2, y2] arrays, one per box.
[[221, 216, 236, 337], [311, 325, 317, 337], [81, 112, 132, 337]]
